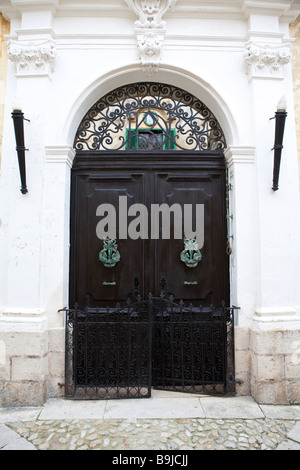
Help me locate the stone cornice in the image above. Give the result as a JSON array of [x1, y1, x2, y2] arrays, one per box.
[[7, 0, 59, 12], [241, 0, 296, 16], [0, 0, 59, 20], [1, 0, 299, 23]]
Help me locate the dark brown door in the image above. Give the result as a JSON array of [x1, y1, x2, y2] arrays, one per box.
[[69, 152, 229, 310]]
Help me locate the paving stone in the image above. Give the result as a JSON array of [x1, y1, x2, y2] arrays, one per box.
[[0, 408, 41, 424], [287, 421, 300, 443], [199, 396, 265, 419], [0, 424, 36, 450], [276, 440, 300, 450], [104, 397, 205, 419], [260, 405, 300, 421]]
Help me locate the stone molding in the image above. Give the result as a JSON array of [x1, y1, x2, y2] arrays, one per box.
[[245, 41, 292, 79], [253, 306, 300, 326], [224, 146, 256, 167], [8, 39, 56, 77], [45, 146, 75, 167], [125, 0, 177, 75]]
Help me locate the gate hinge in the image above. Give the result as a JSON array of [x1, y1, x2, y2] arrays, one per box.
[[58, 307, 68, 313], [234, 379, 243, 386], [58, 383, 67, 388]]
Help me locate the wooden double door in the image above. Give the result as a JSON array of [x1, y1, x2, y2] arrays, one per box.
[[69, 152, 229, 310]]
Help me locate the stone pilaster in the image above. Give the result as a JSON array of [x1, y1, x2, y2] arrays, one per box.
[[0, 14, 10, 169], [290, 16, 300, 190]]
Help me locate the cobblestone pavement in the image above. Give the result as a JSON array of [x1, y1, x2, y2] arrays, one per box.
[[1, 419, 295, 450], [3, 417, 299, 451], [1, 395, 300, 451]]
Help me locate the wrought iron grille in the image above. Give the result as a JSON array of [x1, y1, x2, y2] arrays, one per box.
[[64, 299, 152, 400], [74, 83, 226, 152], [63, 295, 236, 400], [152, 298, 236, 396]]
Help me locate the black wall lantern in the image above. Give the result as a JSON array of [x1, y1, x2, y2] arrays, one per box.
[[271, 97, 287, 192], [11, 108, 30, 194]]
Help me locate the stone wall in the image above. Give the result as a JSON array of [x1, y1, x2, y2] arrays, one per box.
[[235, 323, 300, 405], [0, 321, 49, 407], [290, 16, 300, 189], [0, 14, 10, 168], [1, 2, 300, 407], [250, 325, 300, 405]]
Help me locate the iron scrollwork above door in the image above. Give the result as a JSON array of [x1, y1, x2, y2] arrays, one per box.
[[74, 82, 226, 152], [99, 238, 121, 268]]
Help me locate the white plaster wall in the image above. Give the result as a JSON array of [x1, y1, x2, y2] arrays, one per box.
[[1, 8, 300, 329], [0, 1, 300, 405]]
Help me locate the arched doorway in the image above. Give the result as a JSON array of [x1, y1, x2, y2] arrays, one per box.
[[65, 82, 235, 399]]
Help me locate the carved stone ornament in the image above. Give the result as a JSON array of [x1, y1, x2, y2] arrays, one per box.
[[125, 0, 177, 29], [125, 0, 178, 75], [136, 31, 165, 74], [8, 40, 56, 77], [245, 42, 292, 79]]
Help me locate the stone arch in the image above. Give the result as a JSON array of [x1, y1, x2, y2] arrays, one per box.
[[61, 65, 238, 153]]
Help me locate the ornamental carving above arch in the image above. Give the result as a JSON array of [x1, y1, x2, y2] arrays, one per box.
[[124, 0, 178, 74], [124, 0, 177, 28]]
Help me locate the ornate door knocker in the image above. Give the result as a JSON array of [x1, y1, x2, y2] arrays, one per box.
[[180, 238, 202, 268], [99, 238, 121, 268]]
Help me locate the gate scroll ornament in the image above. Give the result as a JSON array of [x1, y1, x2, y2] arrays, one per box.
[[74, 83, 226, 152]]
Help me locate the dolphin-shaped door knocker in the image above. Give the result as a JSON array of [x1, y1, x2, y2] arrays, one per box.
[[180, 238, 202, 268], [99, 238, 121, 268]]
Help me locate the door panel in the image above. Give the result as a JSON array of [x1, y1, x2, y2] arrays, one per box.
[[154, 171, 227, 305], [70, 171, 146, 308], [70, 153, 229, 310]]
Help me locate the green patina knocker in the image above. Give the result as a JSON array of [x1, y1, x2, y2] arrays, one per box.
[[99, 238, 121, 268], [180, 238, 202, 268]]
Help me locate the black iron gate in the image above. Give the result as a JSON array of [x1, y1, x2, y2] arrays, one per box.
[[62, 294, 237, 400]]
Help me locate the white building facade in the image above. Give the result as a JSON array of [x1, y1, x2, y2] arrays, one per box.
[[0, 0, 300, 406]]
